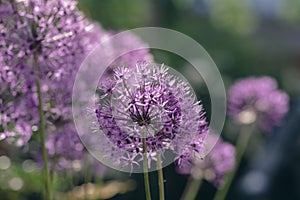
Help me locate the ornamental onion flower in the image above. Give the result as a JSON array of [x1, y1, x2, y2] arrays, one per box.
[[177, 134, 235, 187], [227, 76, 289, 132], [96, 61, 208, 170], [0, 0, 103, 145]]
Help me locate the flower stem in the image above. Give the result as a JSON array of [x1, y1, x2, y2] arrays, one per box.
[[142, 136, 152, 200], [157, 153, 165, 200], [180, 177, 203, 200], [34, 54, 52, 200], [213, 124, 254, 200], [84, 156, 92, 200]]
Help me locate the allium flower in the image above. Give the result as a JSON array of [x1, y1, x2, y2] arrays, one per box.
[[96, 62, 207, 170], [0, 0, 103, 145], [0, 0, 97, 75], [228, 76, 289, 132], [177, 134, 235, 187]]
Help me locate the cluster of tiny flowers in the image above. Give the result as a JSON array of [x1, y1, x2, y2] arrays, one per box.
[[96, 62, 207, 169], [0, 0, 102, 147], [227, 76, 289, 132], [177, 134, 235, 187], [0, 0, 97, 71]]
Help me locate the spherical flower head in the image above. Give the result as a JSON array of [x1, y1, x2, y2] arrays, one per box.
[[0, 0, 104, 145], [0, 0, 104, 100], [0, 0, 98, 74], [177, 134, 235, 187], [96, 62, 207, 171], [228, 76, 289, 132]]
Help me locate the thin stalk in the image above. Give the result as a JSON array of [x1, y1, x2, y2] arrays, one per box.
[[157, 153, 165, 200], [213, 124, 254, 200], [142, 133, 152, 200], [34, 54, 52, 200], [180, 177, 203, 200], [84, 156, 92, 200], [69, 170, 75, 189]]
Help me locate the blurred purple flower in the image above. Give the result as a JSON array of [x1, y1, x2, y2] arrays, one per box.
[[98, 30, 153, 84], [177, 134, 235, 187], [96, 62, 207, 168], [227, 76, 289, 132], [105, 30, 153, 68], [0, 0, 102, 145]]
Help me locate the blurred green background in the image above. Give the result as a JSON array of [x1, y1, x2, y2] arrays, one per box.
[[78, 0, 300, 98]]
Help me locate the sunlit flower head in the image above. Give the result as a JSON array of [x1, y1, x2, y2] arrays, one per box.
[[96, 62, 208, 169]]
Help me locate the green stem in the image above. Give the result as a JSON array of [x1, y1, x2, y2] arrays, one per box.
[[180, 177, 203, 200], [142, 136, 152, 200], [34, 54, 52, 200], [84, 156, 92, 200], [157, 153, 165, 200], [69, 170, 75, 189], [213, 124, 254, 200]]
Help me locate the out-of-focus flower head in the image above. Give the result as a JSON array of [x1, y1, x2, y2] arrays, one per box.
[[0, 0, 99, 76], [98, 30, 153, 84], [96, 62, 207, 170], [0, 0, 103, 145], [227, 76, 289, 132], [177, 134, 235, 187]]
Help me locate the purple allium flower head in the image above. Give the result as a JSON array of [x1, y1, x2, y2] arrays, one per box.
[[96, 62, 208, 169], [177, 134, 235, 187], [0, 0, 103, 145], [228, 76, 289, 132], [0, 0, 97, 73]]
